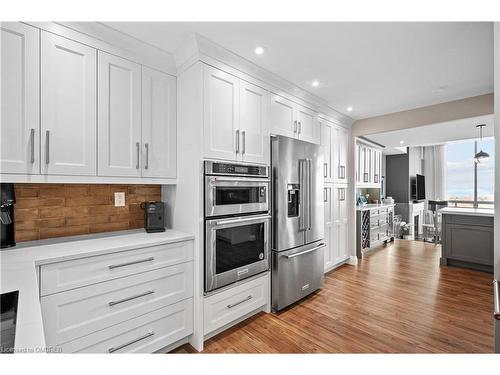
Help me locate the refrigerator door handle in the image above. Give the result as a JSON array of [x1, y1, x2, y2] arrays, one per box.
[[298, 159, 306, 232], [308, 159, 312, 230], [494, 280, 500, 320]]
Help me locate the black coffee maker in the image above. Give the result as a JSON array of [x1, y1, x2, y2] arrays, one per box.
[[1, 183, 16, 248]]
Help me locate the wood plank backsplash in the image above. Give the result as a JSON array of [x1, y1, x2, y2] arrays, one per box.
[[14, 184, 161, 242]]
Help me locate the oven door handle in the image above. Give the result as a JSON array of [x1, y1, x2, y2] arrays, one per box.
[[215, 214, 271, 226], [207, 176, 270, 183]]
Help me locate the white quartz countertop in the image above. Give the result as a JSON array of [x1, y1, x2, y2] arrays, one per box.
[[438, 207, 494, 217], [356, 203, 396, 211], [0, 229, 193, 353]]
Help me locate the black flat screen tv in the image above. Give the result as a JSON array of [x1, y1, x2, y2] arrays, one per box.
[[411, 174, 426, 201]]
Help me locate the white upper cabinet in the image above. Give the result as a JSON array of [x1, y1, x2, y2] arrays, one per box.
[[239, 80, 269, 164], [0, 23, 39, 174], [333, 125, 349, 183], [142, 67, 177, 178], [296, 105, 319, 144], [203, 65, 240, 161], [270, 94, 320, 144], [98, 52, 142, 177], [320, 120, 332, 181], [269, 94, 296, 138], [356, 141, 382, 187], [41, 32, 97, 176]]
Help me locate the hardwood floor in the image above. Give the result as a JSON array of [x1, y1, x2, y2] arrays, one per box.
[[172, 240, 494, 353]]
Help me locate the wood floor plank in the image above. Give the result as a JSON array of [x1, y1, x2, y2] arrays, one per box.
[[171, 240, 494, 353]]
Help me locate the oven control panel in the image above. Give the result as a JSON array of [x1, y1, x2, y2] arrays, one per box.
[[205, 161, 268, 177]]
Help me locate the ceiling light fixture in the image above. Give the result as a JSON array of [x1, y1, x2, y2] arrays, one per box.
[[312, 80, 319, 87], [474, 124, 490, 163], [254, 46, 264, 55], [346, 106, 353, 112], [399, 140, 405, 144]]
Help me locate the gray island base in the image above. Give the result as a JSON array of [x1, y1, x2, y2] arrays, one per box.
[[439, 208, 494, 273]]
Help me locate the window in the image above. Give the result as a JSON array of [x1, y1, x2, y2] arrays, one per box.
[[446, 138, 494, 208]]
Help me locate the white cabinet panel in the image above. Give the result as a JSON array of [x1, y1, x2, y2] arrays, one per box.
[[0, 22, 39, 174], [142, 67, 177, 178], [270, 94, 295, 138], [320, 122, 332, 181], [239, 80, 269, 164], [98, 52, 141, 177], [296, 105, 319, 144], [323, 184, 334, 271], [41, 32, 96, 176], [333, 125, 349, 183], [203, 65, 239, 161]]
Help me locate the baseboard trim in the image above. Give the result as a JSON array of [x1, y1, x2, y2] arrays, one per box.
[[347, 256, 358, 265]]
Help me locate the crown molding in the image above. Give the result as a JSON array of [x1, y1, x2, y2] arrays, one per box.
[[24, 22, 176, 76], [175, 33, 354, 127]]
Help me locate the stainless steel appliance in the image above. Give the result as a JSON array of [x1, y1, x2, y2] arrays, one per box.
[[0, 290, 19, 353], [204, 161, 270, 293], [1, 183, 16, 249], [205, 161, 269, 217], [271, 135, 325, 311]]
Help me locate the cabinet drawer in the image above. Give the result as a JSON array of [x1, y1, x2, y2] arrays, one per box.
[[204, 273, 269, 335], [41, 262, 193, 345], [60, 298, 193, 353], [370, 209, 380, 217], [41, 240, 193, 296]]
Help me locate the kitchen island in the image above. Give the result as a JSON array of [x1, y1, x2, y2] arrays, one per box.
[[439, 207, 494, 273]]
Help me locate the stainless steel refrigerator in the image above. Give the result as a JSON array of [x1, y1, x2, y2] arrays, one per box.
[[271, 135, 325, 311]]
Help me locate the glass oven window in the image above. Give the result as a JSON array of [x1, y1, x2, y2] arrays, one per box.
[[215, 222, 265, 274], [215, 186, 266, 206]]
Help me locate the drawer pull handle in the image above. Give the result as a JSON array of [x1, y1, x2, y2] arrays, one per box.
[[227, 295, 252, 309], [108, 257, 155, 269], [284, 243, 325, 259], [108, 331, 155, 353], [109, 290, 155, 306]]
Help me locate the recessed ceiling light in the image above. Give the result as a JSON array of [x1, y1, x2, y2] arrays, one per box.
[[312, 80, 319, 87], [254, 46, 264, 55], [346, 106, 353, 112], [400, 140, 405, 144]]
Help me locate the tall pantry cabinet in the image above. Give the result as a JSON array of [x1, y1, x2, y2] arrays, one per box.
[[320, 118, 351, 272]]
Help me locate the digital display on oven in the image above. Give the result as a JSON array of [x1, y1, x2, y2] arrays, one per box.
[[234, 166, 248, 173]]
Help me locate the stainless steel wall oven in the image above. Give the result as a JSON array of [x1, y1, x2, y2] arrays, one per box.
[[204, 161, 270, 293]]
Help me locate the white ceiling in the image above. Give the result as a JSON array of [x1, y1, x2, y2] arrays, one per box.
[[101, 22, 493, 120], [365, 114, 494, 154]]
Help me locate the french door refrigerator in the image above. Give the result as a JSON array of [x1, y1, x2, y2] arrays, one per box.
[[271, 135, 325, 311]]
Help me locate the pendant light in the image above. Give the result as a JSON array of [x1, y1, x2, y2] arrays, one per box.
[[474, 124, 490, 163]]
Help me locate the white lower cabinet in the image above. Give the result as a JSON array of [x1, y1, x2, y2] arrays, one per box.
[[60, 299, 193, 353], [324, 184, 350, 272], [40, 240, 194, 353], [204, 272, 269, 336]]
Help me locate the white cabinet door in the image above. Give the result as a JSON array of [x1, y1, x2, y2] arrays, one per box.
[[0, 23, 39, 174], [98, 52, 141, 177], [373, 149, 381, 185], [41, 32, 96, 176], [203, 65, 239, 161], [323, 184, 334, 272], [269, 94, 295, 138], [338, 221, 349, 261], [296, 105, 319, 144], [320, 122, 332, 181], [332, 185, 349, 264], [334, 126, 350, 183], [239, 81, 269, 165], [142, 67, 176, 178]]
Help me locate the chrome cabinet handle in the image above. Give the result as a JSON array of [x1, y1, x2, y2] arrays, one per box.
[[338, 165, 342, 179], [324, 163, 328, 178], [108, 290, 155, 306], [30, 128, 35, 164], [45, 130, 50, 164], [235, 129, 240, 153], [144, 143, 149, 170], [324, 188, 328, 202], [494, 280, 500, 320], [342, 166, 346, 179], [108, 257, 155, 269], [363, 172, 369, 182], [298, 121, 302, 134], [242, 130, 246, 154], [284, 243, 325, 259], [108, 331, 154, 353], [136, 142, 140, 169], [294, 120, 297, 133], [227, 295, 252, 309]]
